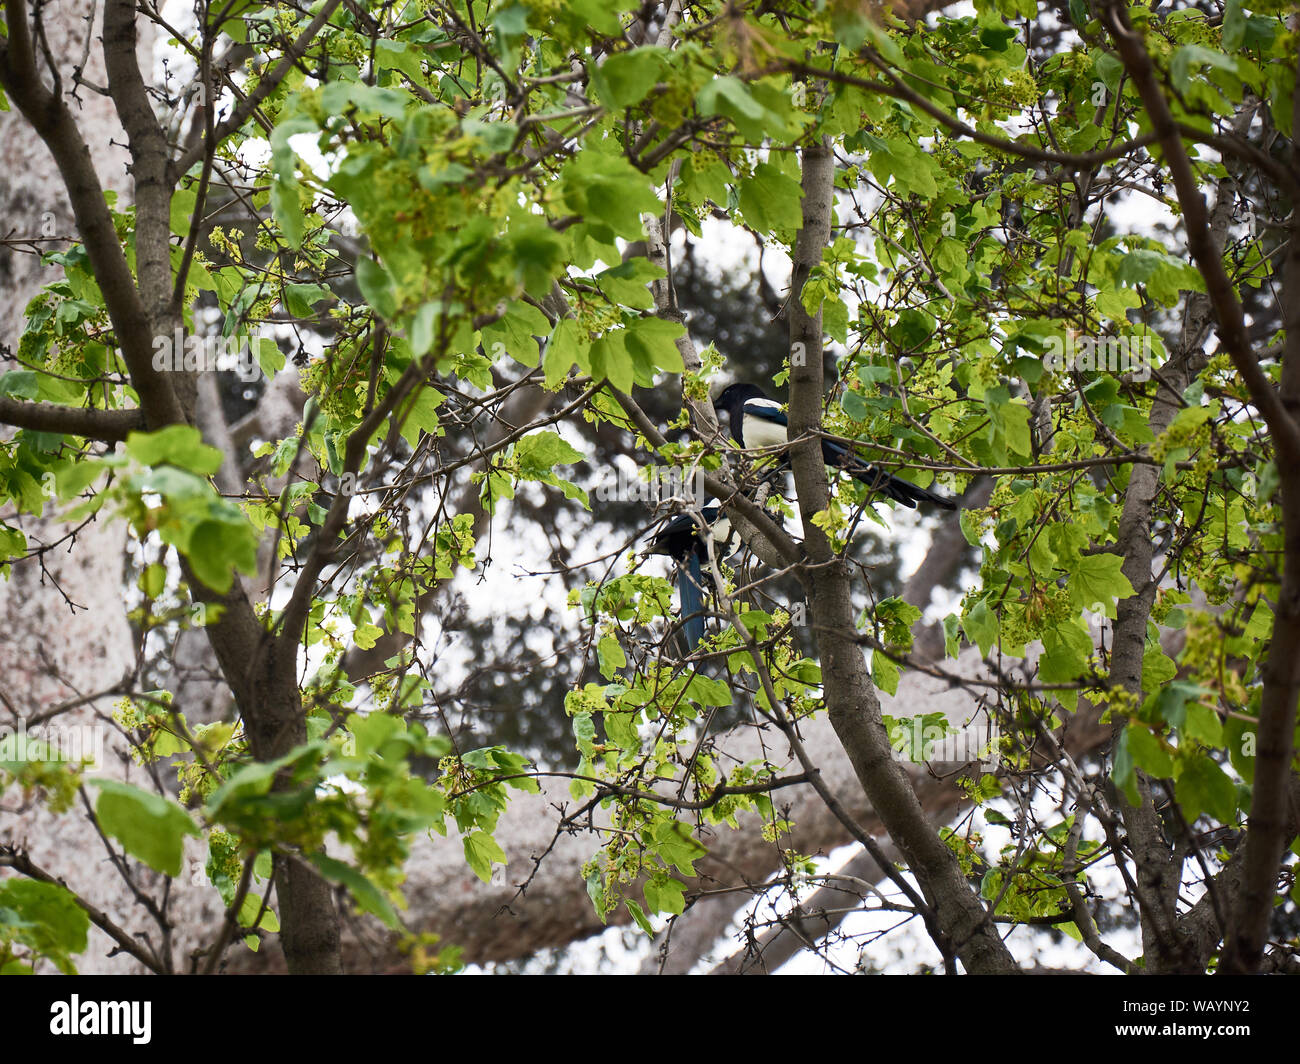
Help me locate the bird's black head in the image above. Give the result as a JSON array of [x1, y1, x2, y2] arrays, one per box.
[[712, 382, 767, 421]]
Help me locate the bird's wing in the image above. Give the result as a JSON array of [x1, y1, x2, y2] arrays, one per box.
[[822, 439, 956, 510], [647, 512, 696, 556], [740, 399, 788, 450], [648, 504, 727, 558], [742, 398, 788, 426]]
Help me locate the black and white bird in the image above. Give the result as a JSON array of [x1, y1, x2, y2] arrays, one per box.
[[712, 382, 956, 510], [646, 503, 733, 651]]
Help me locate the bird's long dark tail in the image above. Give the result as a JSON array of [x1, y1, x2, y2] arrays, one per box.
[[677, 553, 707, 651], [822, 440, 957, 510]]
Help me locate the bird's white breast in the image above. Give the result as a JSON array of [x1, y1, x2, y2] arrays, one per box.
[[743, 408, 788, 450]]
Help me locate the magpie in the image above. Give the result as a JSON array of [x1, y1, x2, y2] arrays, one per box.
[[712, 382, 956, 510], [646, 503, 733, 651]]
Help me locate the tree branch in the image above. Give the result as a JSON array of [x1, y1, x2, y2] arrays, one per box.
[[785, 137, 1017, 973], [0, 396, 144, 442], [0, 0, 183, 428], [1100, 0, 1300, 974]]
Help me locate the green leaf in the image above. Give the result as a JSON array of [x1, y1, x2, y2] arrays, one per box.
[[560, 151, 660, 240], [1040, 619, 1092, 689], [0, 879, 90, 974], [977, 9, 1018, 51], [625, 897, 655, 936], [256, 336, 285, 378], [353, 621, 383, 649], [684, 673, 731, 707], [1111, 726, 1140, 805], [140, 562, 166, 599], [309, 853, 401, 929], [597, 635, 626, 679], [695, 76, 801, 142], [1223, 0, 1277, 51], [1141, 645, 1178, 693], [515, 430, 584, 473], [374, 38, 426, 83], [0, 370, 39, 399], [590, 47, 669, 110], [1170, 45, 1238, 94], [1115, 248, 1204, 305], [491, 2, 530, 57], [942, 613, 961, 658], [482, 300, 551, 366], [737, 162, 805, 232], [890, 308, 935, 351], [408, 302, 439, 357], [90, 779, 200, 877], [1124, 724, 1174, 780], [270, 170, 305, 250], [170, 187, 197, 238], [590, 331, 634, 391], [982, 387, 1031, 463], [1224, 715, 1257, 784], [863, 134, 939, 199], [603, 702, 638, 750], [1185, 697, 1222, 744], [553, 0, 631, 36], [1175, 757, 1237, 824], [842, 388, 869, 422], [508, 218, 567, 297], [1151, 680, 1210, 729], [624, 316, 685, 377], [695, 76, 771, 141], [962, 600, 999, 657], [462, 829, 507, 884], [126, 425, 223, 475], [596, 258, 662, 310], [320, 83, 409, 120], [543, 318, 588, 388], [872, 649, 900, 696], [643, 876, 686, 916], [398, 385, 443, 448], [1068, 554, 1136, 619], [187, 518, 258, 594], [283, 282, 331, 319], [652, 820, 707, 877], [1093, 51, 1124, 92], [356, 257, 397, 320]]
